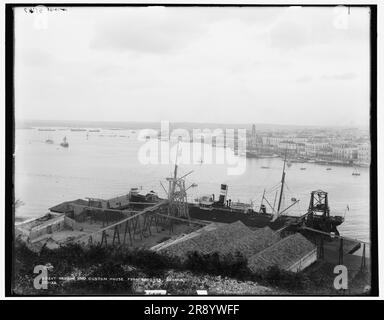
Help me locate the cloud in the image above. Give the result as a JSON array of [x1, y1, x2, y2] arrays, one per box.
[[267, 6, 369, 51], [89, 7, 209, 54], [296, 75, 312, 83], [88, 7, 286, 54], [93, 64, 123, 77], [14, 6, 370, 127], [321, 72, 358, 80], [269, 20, 310, 50], [17, 48, 54, 67]]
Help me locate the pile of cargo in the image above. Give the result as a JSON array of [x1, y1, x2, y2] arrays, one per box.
[[155, 221, 317, 273], [155, 221, 278, 260], [248, 233, 317, 273]]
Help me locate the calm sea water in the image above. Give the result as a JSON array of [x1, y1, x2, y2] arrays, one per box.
[[15, 128, 371, 243]]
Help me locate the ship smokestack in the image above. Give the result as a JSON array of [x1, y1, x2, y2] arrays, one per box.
[[218, 184, 228, 205]]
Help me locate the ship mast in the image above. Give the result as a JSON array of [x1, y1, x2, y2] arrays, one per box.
[[272, 150, 287, 221], [169, 142, 180, 199], [277, 151, 287, 214]]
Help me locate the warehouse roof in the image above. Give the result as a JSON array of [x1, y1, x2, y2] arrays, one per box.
[[49, 199, 88, 213], [248, 233, 316, 272]]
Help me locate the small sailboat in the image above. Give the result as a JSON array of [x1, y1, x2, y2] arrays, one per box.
[[60, 136, 69, 148], [352, 167, 360, 176]]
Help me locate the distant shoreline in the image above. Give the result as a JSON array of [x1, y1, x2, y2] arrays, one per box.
[[15, 120, 369, 131]]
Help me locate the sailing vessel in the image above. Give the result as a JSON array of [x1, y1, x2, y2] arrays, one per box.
[[60, 136, 69, 148], [352, 167, 361, 176]]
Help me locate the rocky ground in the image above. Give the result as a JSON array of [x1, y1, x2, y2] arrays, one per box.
[[12, 241, 371, 296]]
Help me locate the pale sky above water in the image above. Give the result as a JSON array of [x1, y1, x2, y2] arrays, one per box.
[[14, 6, 371, 127]]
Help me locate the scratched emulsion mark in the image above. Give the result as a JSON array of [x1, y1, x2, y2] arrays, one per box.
[[333, 5, 350, 30], [24, 5, 67, 30]]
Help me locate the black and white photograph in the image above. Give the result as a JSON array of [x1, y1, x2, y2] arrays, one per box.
[[4, 2, 379, 298]]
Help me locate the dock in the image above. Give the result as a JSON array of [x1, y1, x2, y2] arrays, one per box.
[[301, 227, 370, 280]]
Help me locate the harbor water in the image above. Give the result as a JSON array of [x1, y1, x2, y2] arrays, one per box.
[[14, 128, 371, 243]]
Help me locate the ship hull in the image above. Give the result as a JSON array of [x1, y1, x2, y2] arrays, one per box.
[[188, 205, 292, 230]]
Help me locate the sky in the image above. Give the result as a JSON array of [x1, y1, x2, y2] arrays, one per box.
[[14, 6, 371, 126]]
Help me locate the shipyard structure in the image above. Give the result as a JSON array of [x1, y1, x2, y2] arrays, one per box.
[[16, 158, 369, 277]]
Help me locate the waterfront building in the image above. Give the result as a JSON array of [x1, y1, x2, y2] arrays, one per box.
[[332, 144, 358, 162], [357, 143, 370, 166]]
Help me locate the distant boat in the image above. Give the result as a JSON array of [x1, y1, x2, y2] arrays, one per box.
[[45, 139, 54, 144], [88, 129, 100, 132], [300, 167, 306, 170], [352, 167, 361, 176], [70, 128, 86, 132], [326, 167, 332, 171], [261, 166, 270, 169], [38, 128, 56, 131], [246, 151, 260, 158], [60, 136, 69, 148]]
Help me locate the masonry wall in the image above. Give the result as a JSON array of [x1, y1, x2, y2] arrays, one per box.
[[29, 216, 66, 240]]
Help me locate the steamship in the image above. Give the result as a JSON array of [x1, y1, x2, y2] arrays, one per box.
[[188, 157, 344, 233], [188, 157, 293, 230]]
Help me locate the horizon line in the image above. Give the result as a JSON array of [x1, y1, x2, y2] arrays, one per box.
[[16, 119, 369, 129]]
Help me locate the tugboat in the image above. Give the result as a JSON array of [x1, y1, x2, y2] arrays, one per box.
[[60, 136, 69, 148], [128, 187, 146, 203], [128, 188, 160, 207]]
